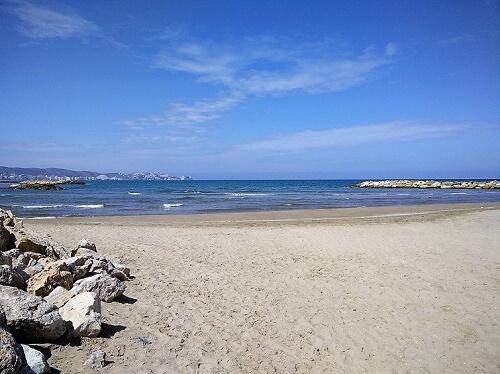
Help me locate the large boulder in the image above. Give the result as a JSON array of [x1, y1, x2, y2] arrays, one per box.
[[113, 262, 131, 279], [21, 344, 50, 374], [44, 286, 75, 308], [74, 249, 128, 281], [26, 262, 73, 297], [59, 292, 101, 338], [71, 239, 97, 256], [0, 265, 26, 289], [0, 309, 25, 374], [71, 273, 126, 302], [0, 209, 15, 227], [0, 250, 46, 281], [3, 249, 25, 267], [0, 251, 13, 267], [57, 256, 92, 281], [7, 227, 69, 260], [0, 221, 14, 252], [0, 285, 66, 342]]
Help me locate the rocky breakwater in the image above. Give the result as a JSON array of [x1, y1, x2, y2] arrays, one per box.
[[0, 208, 131, 373], [352, 180, 500, 189], [9, 180, 85, 191]]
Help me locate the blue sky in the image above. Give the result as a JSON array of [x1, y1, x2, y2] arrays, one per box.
[[0, 0, 499, 179]]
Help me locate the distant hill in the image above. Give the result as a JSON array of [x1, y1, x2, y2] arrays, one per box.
[[0, 166, 103, 178], [0, 166, 191, 181]]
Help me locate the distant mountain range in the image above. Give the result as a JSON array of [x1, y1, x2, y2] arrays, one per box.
[[0, 166, 191, 181]]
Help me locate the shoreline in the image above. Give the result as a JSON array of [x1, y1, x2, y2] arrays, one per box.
[[25, 201, 500, 226]]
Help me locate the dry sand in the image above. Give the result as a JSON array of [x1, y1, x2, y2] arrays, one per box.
[[28, 203, 500, 373]]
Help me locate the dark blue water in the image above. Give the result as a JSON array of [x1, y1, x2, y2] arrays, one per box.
[[0, 180, 499, 218]]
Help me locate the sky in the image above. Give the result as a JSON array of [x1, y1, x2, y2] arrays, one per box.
[[0, 0, 499, 179]]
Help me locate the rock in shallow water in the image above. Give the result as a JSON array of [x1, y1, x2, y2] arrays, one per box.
[[0, 285, 66, 342]]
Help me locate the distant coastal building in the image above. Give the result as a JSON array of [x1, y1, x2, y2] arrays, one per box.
[[0, 166, 192, 182]]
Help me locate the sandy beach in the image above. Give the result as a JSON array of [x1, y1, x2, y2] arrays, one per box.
[[27, 203, 500, 373]]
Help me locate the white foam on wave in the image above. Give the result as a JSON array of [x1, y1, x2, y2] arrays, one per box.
[[228, 193, 270, 197], [184, 190, 201, 194], [450, 192, 467, 195], [20, 204, 64, 209], [26, 216, 57, 220], [128, 192, 141, 195], [16, 204, 104, 209], [163, 203, 183, 208]]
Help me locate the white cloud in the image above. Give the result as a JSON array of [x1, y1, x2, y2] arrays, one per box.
[[153, 37, 394, 95], [7, 1, 99, 39], [385, 42, 398, 56], [234, 121, 489, 154], [121, 93, 243, 128], [122, 37, 395, 130], [437, 34, 476, 46]]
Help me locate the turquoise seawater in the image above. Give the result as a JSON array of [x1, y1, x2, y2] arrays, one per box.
[[1, 180, 499, 218]]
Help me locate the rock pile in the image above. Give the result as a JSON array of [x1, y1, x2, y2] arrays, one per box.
[[9, 180, 85, 191], [0, 208, 131, 373], [353, 180, 500, 189]]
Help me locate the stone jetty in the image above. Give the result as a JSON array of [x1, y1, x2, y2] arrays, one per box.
[[0, 208, 131, 372], [352, 180, 500, 189], [9, 180, 85, 191]]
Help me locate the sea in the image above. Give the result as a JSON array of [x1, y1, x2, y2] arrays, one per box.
[[0, 180, 499, 218]]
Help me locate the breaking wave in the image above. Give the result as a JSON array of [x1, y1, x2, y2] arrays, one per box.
[[227, 193, 271, 197], [17, 204, 104, 209], [163, 203, 183, 208]]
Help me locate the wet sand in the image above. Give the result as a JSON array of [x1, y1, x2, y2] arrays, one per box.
[[28, 203, 500, 373]]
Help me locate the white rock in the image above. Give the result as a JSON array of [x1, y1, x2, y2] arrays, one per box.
[[71, 239, 97, 256], [113, 262, 131, 278], [44, 286, 75, 308], [84, 349, 106, 369], [59, 292, 101, 338], [71, 273, 126, 302], [0, 285, 66, 342], [21, 344, 50, 374]]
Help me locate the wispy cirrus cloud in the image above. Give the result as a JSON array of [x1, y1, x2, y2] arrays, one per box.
[[153, 37, 395, 95], [437, 33, 476, 46], [122, 37, 396, 130], [234, 121, 494, 154], [5, 0, 99, 40], [120, 93, 243, 129]]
